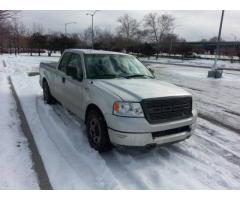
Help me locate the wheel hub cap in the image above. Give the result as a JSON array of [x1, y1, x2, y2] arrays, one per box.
[[89, 118, 101, 144]]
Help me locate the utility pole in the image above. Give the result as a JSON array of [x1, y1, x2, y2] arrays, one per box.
[[64, 22, 77, 35], [208, 10, 225, 78], [86, 10, 99, 49]]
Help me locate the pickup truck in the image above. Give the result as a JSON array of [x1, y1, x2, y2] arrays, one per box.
[[39, 49, 197, 152]]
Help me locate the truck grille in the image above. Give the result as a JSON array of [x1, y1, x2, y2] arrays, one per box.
[[141, 96, 192, 124]]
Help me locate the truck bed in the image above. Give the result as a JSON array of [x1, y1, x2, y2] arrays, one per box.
[[40, 62, 58, 70]]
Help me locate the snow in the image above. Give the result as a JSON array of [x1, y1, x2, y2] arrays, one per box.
[[2, 54, 239, 189], [0, 59, 39, 189], [2, 54, 59, 75], [69, 49, 129, 55], [142, 57, 240, 70]]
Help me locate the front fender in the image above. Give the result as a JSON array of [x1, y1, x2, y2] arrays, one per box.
[[82, 81, 121, 122]]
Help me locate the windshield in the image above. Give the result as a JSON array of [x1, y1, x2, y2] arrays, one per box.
[[84, 54, 154, 79]]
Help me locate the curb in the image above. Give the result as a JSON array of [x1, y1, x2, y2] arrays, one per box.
[[8, 77, 53, 190]]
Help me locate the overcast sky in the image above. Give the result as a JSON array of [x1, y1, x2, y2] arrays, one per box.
[[18, 10, 240, 41]]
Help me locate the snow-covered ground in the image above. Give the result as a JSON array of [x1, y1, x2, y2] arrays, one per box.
[[0, 58, 39, 189], [142, 57, 240, 70], [2, 54, 59, 75], [1, 54, 240, 189]]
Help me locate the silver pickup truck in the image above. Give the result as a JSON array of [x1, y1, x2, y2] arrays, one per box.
[[39, 49, 197, 152]]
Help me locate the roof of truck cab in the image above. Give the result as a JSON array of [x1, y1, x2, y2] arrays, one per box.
[[66, 49, 129, 56]]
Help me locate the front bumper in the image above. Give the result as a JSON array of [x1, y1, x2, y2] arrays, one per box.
[[107, 109, 197, 147]]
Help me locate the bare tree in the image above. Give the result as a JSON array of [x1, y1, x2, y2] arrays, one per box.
[[0, 10, 17, 21], [0, 11, 20, 54], [117, 14, 140, 41], [144, 13, 175, 58], [209, 36, 224, 42], [83, 27, 93, 46], [11, 19, 28, 55], [32, 23, 44, 34], [144, 13, 159, 44]]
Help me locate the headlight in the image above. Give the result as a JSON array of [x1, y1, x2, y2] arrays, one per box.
[[113, 101, 144, 117]]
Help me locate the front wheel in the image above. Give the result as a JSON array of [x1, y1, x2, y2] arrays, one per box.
[[86, 109, 112, 152]]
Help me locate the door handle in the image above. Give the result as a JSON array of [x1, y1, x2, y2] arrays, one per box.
[[62, 77, 65, 83]]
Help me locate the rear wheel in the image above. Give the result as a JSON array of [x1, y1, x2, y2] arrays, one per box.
[[43, 81, 56, 104], [86, 109, 112, 152]]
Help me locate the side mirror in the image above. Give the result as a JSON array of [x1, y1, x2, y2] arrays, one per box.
[[66, 66, 78, 80]]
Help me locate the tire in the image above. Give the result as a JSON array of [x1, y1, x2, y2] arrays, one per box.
[[43, 80, 56, 104], [86, 109, 112, 152]]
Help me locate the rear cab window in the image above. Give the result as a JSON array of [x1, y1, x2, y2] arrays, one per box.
[[58, 52, 72, 73], [67, 53, 84, 80]]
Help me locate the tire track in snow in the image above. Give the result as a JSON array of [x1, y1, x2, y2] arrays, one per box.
[[168, 126, 240, 188], [31, 77, 240, 189], [113, 144, 211, 189], [50, 102, 183, 189], [36, 96, 121, 189], [50, 102, 203, 189], [46, 97, 240, 189], [194, 127, 240, 166], [51, 103, 149, 189], [168, 141, 240, 189], [101, 151, 150, 189]]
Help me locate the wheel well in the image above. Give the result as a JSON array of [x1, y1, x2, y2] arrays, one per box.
[[42, 77, 47, 86], [85, 104, 105, 124]]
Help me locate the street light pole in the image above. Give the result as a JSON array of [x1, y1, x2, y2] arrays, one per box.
[[64, 22, 77, 35], [213, 10, 225, 69], [208, 10, 225, 78], [86, 10, 99, 49]]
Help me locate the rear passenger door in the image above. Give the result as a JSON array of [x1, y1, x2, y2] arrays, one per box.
[[64, 53, 84, 116], [54, 52, 72, 104]]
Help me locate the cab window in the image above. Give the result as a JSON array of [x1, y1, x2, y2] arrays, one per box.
[[66, 53, 83, 80], [58, 52, 72, 72]]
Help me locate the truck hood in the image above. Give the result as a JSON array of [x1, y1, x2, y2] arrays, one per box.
[[94, 79, 191, 101]]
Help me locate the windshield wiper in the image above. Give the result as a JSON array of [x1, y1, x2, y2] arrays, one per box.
[[125, 74, 154, 79]]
